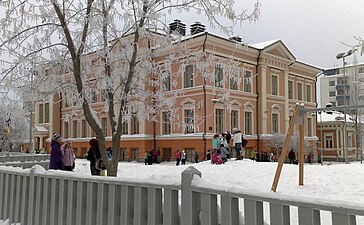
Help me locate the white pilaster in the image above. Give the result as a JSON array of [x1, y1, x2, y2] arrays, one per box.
[[261, 65, 268, 134], [284, 70, 290, 131]]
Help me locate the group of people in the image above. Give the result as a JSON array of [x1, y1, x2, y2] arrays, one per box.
[[49, 133, 76, 171], [175, 149, 199, 166], [144, 148, 161, 165], [250, 151, 275, 162], [209, 127, 246, 164], [49, 133, 110, 176]]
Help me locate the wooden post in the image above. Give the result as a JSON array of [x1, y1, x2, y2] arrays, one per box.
[[271, 105, 300, 192], [299, 111, 305, 186]]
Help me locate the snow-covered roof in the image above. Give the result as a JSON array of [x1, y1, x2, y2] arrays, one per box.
[[250, 39, 280, 49], [323, 61, 364, 71], [34, 125, 48, 132], [317, 111, 353, 122]]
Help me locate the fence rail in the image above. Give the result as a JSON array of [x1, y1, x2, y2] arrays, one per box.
[[0, 153, 49, 169], [0, 163, 362, 225]]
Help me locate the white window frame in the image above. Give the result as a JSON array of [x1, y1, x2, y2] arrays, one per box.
[[288, 80, 293, 99], [229, 68, 239, 90], [161, 111, 171, 135], [184, 108, 195, 134], [72, 120, 78, 138], [183, 64, 194, 88], [297, 82, 303, 101], [307, 117, 312, 137], [243, 70, 252, 93], [324, 134, 333, 148], [161, 71, 171, 92], [215, 107, 224, 133], [215, 64, 224, 88], [271, 104, 281, 134], [272, 75, 278, 96], [306, 84, 312, 102]]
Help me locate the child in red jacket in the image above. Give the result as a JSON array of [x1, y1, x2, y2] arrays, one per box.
[[212, 149, 224, 165]]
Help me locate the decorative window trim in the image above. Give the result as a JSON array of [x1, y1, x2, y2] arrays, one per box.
[[271, 112, 280, 134], [271, 104, 281, 113], [182, 100, 196, 134]]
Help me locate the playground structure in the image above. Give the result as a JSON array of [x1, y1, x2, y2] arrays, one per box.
[[272, 103, 364, 192]]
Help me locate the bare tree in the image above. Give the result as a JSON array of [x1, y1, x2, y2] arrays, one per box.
[[0, 0, 260, 176]]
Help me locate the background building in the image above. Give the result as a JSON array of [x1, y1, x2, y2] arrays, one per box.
[[317, 111, 360, 162], [319, 61, 364, 162], [320, 62, 364, 107]]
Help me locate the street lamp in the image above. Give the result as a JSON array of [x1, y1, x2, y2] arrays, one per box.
[[336, 49, 355, 163]]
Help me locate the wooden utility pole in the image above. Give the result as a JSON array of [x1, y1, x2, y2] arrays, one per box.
[[299, 111, 305, 185], [271, 105, 300, 192]]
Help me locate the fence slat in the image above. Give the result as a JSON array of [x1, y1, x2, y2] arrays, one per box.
[[200, 193, 217, 225], [0, 173, 4, 220], [121, 185, 134, 225], [75, 180, 86, 225], [163, 189, 179, 225], [298, 207, 321, 225], [85, 182, 96, 225], [96, 182, 105, 225], [49, 178, 59, 225], [3, 174, 9, 220], [244, 199, 264, 225], [58, 179, 66, 225], [269, 203, 290, 225], [107, 183, 116, 225], [20, 175, 29, 225], [14, 175, 22, 224], [34, 177, 43, 225], [221, 195, 239, 225], [8, 174, 16, 225], [41, 177, 50, 225], [134, 186, 148, 225], [182, 166, 201, 225], [332, 212, 356, 225], [66, 179, 73, 224], [148, 187, 163, 225]]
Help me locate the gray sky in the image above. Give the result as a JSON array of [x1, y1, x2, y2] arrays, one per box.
[[240, 0, 364, 69], [173, 0, 364, 69]]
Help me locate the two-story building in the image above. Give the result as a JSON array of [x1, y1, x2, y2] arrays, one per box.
[[25, 22, 321, 162]]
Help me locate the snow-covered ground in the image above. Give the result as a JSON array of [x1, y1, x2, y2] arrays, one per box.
[[2, 158, 364, 225]]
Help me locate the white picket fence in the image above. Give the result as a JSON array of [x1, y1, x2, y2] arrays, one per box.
[[0, 153, 49, 168], [0, 161, 363, 225]]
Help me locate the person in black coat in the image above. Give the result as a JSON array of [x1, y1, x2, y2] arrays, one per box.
[[86, 138, 101, 175], [288, 149, 296, 164], [225, 131, 232, 145], [206, 150, 211, 161], [147, 150, 153, 165]]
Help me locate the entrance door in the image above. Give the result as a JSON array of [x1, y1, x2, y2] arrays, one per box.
[[120, 148, 127, 161], [131, 148, 139, 162], [163, 148, 171, 161]]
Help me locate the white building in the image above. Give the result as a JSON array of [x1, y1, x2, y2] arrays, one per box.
[[320, 62, 364, 107]]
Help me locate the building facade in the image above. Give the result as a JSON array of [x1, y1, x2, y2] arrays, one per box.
[[25, 27, 321, 162], [317, 112, 360, 162], [320, 62, 364, 107]]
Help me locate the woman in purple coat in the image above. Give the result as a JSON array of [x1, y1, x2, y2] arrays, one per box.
[[49, 133, 64, 170]]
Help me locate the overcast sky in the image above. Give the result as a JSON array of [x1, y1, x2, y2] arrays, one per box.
[[172, 0, 364, 69]]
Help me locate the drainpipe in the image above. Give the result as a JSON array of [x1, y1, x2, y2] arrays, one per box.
[[59, 93, 63, 140], [202, 33, 208, 156], [255, 50, 262, 152], [149, 40, 157, 151]]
